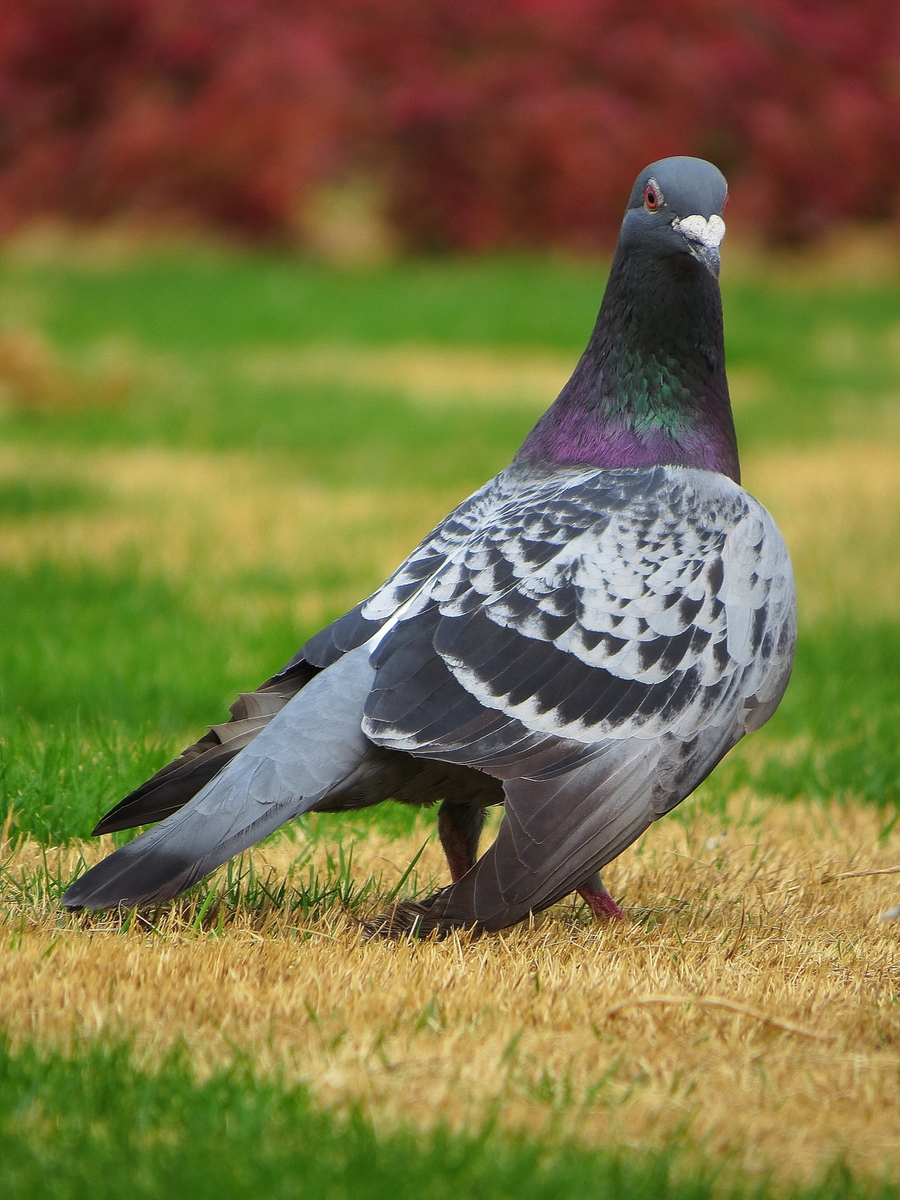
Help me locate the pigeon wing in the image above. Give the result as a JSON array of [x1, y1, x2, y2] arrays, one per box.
[[363, 463, 795, 931]]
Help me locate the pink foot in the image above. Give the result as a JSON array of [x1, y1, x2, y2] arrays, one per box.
[[577, 873, 624, 921]]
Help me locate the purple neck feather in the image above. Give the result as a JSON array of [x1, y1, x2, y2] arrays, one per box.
[[516, 243, 740, 483]]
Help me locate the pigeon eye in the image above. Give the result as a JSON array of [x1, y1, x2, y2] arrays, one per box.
[[644, 184, 660, 212]]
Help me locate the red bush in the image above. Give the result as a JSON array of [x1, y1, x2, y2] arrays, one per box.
[[0, 0, 898, 249]]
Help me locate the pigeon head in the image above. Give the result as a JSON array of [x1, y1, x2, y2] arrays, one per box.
[[621, 157, 728, 278], [517, 156, 739, 483]]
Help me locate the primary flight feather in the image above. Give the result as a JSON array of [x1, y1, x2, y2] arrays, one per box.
[[63, 157, 796, 935]]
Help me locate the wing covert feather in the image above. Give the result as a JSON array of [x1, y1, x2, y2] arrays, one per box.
[[363, 463, 794, 761]]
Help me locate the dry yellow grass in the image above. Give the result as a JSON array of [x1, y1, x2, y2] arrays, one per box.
[[745, 443, 900, 623], [2, 796, 899, 1186], [238, 343, 573, 410], [0, 328, 133, 413]]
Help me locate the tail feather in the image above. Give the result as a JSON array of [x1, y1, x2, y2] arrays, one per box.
[[92, 659, 320, 835], [64, 648, 374, 909], [65, 791, 308, 908]]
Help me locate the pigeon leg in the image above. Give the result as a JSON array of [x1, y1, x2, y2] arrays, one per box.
[[437, 801, 487, 882], [577, 871, 624, 921], [369, 758, 654, 937]]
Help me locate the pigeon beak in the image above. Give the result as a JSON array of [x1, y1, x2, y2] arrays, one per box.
[[674, 214, 726, 279]]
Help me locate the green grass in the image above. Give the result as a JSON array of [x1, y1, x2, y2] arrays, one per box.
[[4, 253, 900, 479], [0, 477, 104, 517], [0, 558, 312, 843], [3, 603, 899, 846], [0, 561, 301, 731], [15, 255, 605, 351], [0, 1038, 891, 1200]]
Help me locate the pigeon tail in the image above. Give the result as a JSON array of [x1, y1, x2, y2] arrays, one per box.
[[91, 659, 321, 835], [63, 647, 377, 909]]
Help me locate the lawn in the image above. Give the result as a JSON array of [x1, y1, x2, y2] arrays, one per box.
[[0, 239, 899, 1197]]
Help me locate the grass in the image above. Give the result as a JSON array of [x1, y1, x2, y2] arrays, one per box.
[[0, 1041, 708, 1200], [4, 249, 900, 476], [0, 241, 899, 1195], [3, 796, 900, 1192], [6, 1045, 893, 1200]]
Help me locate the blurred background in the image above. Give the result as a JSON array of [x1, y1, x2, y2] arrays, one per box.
[[0, 0, 899, 252], [1, 0, 899, 847]]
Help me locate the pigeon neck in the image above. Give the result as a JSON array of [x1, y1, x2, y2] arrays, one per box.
[[516, 243, 740, 483]]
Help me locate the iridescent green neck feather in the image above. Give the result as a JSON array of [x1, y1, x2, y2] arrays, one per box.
[[517, 234, 740, 482]]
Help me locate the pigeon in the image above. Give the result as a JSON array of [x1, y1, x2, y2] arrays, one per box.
[[62, 157, 796, 936]]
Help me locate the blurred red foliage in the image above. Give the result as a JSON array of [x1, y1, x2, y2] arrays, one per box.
[[0, 0, 898, 250]]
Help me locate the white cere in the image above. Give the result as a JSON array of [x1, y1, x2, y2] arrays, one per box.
[[675, 214, 726, 249]]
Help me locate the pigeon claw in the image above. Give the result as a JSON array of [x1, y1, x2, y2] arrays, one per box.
[[363, 901, 428, 940], [363, 884, 489, 940]]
